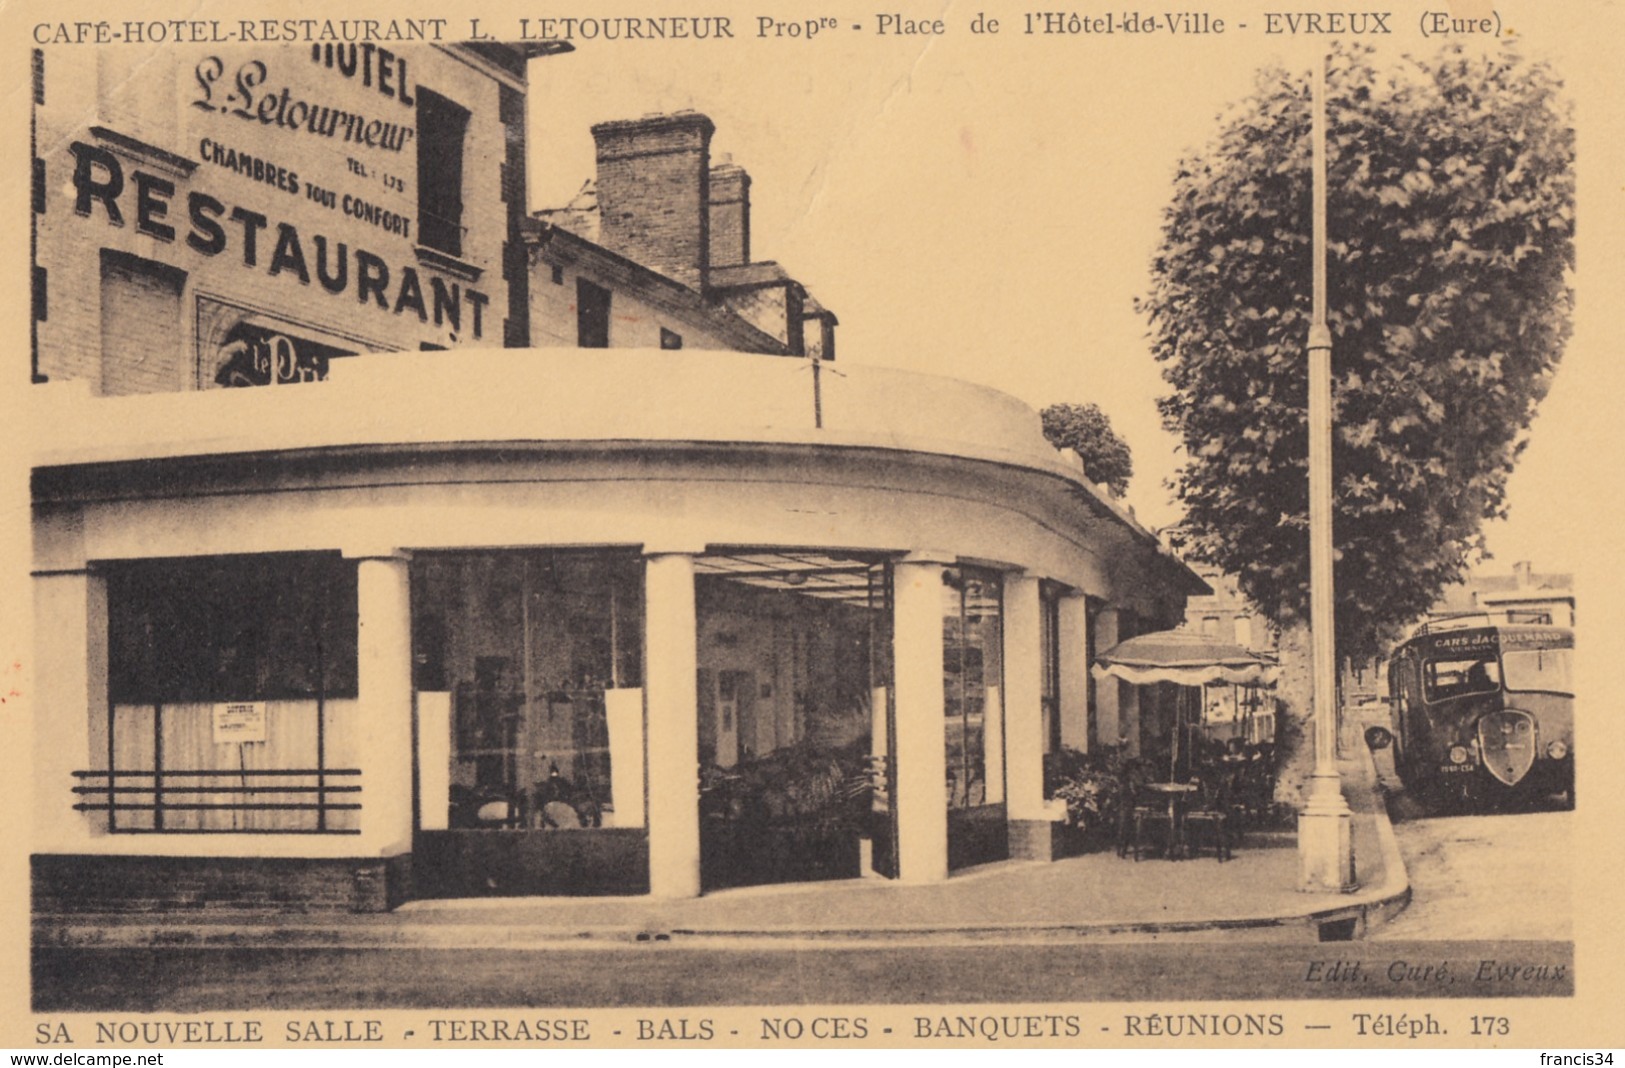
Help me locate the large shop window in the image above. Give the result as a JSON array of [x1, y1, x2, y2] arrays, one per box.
[[943, 567, 1004, 809], [90, 553, 360, 833], [416, 89, 470, 257], [109, 553, 358, 704], [410, 551, 644, 831]]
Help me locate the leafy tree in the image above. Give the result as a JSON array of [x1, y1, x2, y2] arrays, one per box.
[[1143, 44, 1573, 665], [1040, 402, 1134, 497], [1140, 45, 1572, 803]]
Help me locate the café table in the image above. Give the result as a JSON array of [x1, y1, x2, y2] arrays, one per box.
[[1144, 781, 1199, 859]]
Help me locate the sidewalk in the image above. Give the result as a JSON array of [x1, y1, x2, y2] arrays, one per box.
[[34, 749, 1409, 950]]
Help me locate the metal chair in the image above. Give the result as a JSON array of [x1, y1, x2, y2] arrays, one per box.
[[1120, 779, 1179, 861], [1183, 772, 1232, 861]]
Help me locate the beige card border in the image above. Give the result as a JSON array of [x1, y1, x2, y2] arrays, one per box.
[[3, 0, 1622, 1050]]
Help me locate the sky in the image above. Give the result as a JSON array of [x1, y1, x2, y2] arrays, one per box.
[[523, 4, 1615, 579]]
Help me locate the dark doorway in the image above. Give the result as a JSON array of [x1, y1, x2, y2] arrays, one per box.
[[694, 553, 896, 891], [576, 278, 611, 348]]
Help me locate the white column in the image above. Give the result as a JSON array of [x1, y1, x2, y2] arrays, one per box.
[[892, 554, 949, 884], [33, 568, 107, 848], [1002, 574, 1046, 821], [644, 551, 701, 898], [1058, 593, 1091, 751], [1092, 606, 1122, 748], [354, 553, 414, 855]]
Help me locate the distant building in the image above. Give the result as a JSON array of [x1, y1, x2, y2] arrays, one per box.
[[1181, 563, 1276, 654], [1177, 562, 1278, 745], [527, 123, 837, 359], [1431, 561, 1575, 628]]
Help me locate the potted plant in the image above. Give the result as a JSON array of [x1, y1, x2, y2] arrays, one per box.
[[1044, 743, 1132, 855]]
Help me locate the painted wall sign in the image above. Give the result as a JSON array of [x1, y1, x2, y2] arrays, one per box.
[[192, 56, 416, 153], [308, 43, 418, 108], [209, 321, 349, 387], [70, 141, 490, 339]]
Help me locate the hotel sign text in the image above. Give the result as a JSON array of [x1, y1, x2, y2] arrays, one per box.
[[194, 55, 416, 154]]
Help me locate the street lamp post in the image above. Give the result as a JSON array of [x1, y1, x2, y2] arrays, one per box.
[[1298, 52, 1358, 893]]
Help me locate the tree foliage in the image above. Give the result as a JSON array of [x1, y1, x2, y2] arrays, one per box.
[[1141, 45, 1574, 662], [1040, 402, 1134, 497]]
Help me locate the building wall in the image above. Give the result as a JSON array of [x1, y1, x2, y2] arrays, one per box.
[[41, 452, 1153, 608], [33, 854, 411, 914], [34, 43, 522, 392], [528, 260, 746, 351], [1184, 564, 1275, 652], [718, 283, 803, 351]]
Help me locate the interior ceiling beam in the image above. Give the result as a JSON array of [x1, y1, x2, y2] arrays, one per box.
[[696, 560, 875, 579]]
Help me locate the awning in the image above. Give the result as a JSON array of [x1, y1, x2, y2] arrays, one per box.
[[1092, 628, 1280, 688]]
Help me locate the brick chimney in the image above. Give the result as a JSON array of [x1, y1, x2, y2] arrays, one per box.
[[1514, 560, 1533, 588], [708, 157, 751, 268], [591, 111, 715, 289]]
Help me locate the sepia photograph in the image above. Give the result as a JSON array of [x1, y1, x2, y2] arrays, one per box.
[[6, 0, 1622, 1051]]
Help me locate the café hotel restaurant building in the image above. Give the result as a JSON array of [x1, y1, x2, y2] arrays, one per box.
[[28, 41, 1205, 911]]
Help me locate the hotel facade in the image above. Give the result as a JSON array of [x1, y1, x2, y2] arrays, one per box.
[[29, 41, 1204, 911]]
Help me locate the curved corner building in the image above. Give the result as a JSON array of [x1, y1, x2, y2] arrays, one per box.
[[29, 40, 1204, 910]]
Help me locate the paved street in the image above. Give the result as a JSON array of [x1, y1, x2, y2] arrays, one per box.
[[1374, 807, 1571, 941], [1364, 729, 1573, 942]]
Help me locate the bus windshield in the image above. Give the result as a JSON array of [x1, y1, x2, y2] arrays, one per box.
[[1424, 657, 1500, 703], [1502, 647, 1574, 695]]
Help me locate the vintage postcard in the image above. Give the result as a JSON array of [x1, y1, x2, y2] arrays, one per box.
[[3, 0, 1622, 1052]]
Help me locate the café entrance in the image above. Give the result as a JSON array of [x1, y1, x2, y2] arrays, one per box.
[[693, 552, 897, 890]]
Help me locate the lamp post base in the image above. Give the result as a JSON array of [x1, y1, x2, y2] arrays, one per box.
[[1297, 773, 1357, 893]]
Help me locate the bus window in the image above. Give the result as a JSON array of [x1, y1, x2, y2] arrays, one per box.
[[1503, 647, 1574, 696], [1424, 657, 1500, 702]]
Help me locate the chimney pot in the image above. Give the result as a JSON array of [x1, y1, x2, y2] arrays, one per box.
[[591, 113, 716, 289], [708, 161, 752, 269]]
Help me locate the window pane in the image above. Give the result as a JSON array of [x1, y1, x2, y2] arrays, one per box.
[[108, 553, 358, 703], [411, 551, 643, 830], [1423, 657, 1501, 702], [416, 89, 469, 256], [577, 278, 611, 347], [943, 568, 1003, 809], [1502, 648, 1573, 696]]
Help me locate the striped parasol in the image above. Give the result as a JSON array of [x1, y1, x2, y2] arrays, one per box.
[[1092, 628, 1280, 688]]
